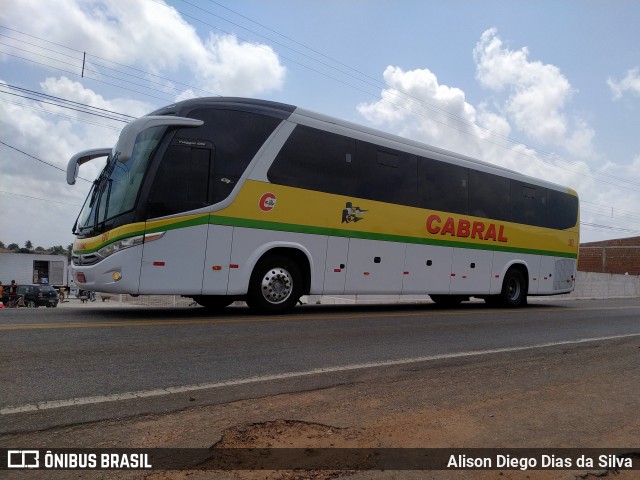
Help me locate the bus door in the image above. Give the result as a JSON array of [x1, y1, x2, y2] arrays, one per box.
[[139, 142, 213, 295]]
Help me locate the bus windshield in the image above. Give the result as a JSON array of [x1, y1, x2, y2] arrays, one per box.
[[75, 126, 166, 235]]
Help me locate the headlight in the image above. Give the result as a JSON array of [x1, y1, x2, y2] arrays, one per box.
[[98, 235, 144, 258]]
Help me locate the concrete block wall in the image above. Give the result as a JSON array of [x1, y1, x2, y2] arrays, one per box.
[[559, 271, 640, 299]]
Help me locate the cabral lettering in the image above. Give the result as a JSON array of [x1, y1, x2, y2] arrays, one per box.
[[426, 214, 508, 242]]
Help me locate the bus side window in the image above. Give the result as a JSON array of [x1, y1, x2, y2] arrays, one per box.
[[268, 125, 356, 197], [418, 157, 468, 215], [146, 145, 211, 218], [468, 169, 510, 221], [356, 141, 417, 206], [511, 181, 546, 227]]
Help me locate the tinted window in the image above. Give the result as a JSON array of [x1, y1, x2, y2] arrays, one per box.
[[268, 125, 357, 197], [511, 181, 546, 227], [468, 169, 511, 220], [418, 157, 468, 214], [547, 189, 579, 229], [356, 141, 417, 206], [268, 126, 418, 206], [187, 108, 281, 178], [145, 109, 281, 218], [146, 143, 211, 218], [38, 286, 57, 293]]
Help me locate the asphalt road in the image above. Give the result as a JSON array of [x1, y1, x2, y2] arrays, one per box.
[[2, 298, 640, 433]]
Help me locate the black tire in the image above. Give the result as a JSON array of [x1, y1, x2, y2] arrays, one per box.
[[429, 294, 466, 307], [192, 295, 234, 310], [500, 268, 528, 307], [26, 300, 37, 308], [246, 255, 303, 314]]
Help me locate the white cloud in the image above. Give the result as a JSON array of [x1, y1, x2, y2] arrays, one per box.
[[473, 28, 594, 157], [357, 65, 486, 158], [0, 0, 287, 247], [0, 0, 286, 97], [355, 29, 640, 243], [358, 29, 597, 165], [0, 78, 154, 247], [197, 34, 286, 95], [608, 68, 640, 100], [42, 76, 153, 118]]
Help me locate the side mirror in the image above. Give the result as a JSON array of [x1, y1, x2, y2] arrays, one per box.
[[66, 148, 111, 185]]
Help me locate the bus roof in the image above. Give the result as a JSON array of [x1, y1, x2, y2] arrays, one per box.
[[150, 97, 296, 119]]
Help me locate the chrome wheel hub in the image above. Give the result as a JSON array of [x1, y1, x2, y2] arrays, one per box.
[[260, 267, 293, 304]]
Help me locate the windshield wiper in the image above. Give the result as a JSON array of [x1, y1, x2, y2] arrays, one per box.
[[103, 179, 113, 226]]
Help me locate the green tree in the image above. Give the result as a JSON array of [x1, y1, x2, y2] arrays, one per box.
[[50, 245, 66, 256], [25, 240, 33, 250], [7, 243, 19, 251]]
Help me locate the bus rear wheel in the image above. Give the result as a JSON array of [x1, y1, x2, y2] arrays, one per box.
[[247, 255, 302, 314], [499, 268, 528, 307]]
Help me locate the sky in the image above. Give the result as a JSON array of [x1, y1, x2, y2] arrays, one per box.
[[1, 0, 640, 249]]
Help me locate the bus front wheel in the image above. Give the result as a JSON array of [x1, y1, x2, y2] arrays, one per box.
[[247, 255, 303, 314]]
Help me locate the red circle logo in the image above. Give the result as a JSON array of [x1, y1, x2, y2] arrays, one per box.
[[259, 192, 277, 212]]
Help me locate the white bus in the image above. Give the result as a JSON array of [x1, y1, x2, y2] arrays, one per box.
[[67, 97, 579, 313]]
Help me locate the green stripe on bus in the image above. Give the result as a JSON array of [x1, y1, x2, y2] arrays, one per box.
[[76, 213, 576, 260], [209, 215, 578, 259]]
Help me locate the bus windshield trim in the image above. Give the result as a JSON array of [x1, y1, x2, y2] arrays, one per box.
[[115, 115, 203, 163]]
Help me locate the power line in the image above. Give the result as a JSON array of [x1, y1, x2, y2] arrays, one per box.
[[580, 222, 640, 234], [0, 190, 82, 207], [2, 142, 637, 236], [1, 88, 131, 123], [0, 27, 220, 99], [0, 49, 176, 103], [4, 84, 135, 119], [154, 2, 640, 192], [0, 98, 122, 131], [581, 200, 640, 224], [1, 21, 639, 223], [0, 140, 92, 183]]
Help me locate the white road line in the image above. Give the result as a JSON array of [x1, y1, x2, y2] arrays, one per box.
[[3, 332, 639, 415]]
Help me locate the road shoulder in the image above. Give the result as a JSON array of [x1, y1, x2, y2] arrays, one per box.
[[2, 337, 639, 479]]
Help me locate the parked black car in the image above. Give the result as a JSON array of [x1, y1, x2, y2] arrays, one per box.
[[16, 285, 59, 308]]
